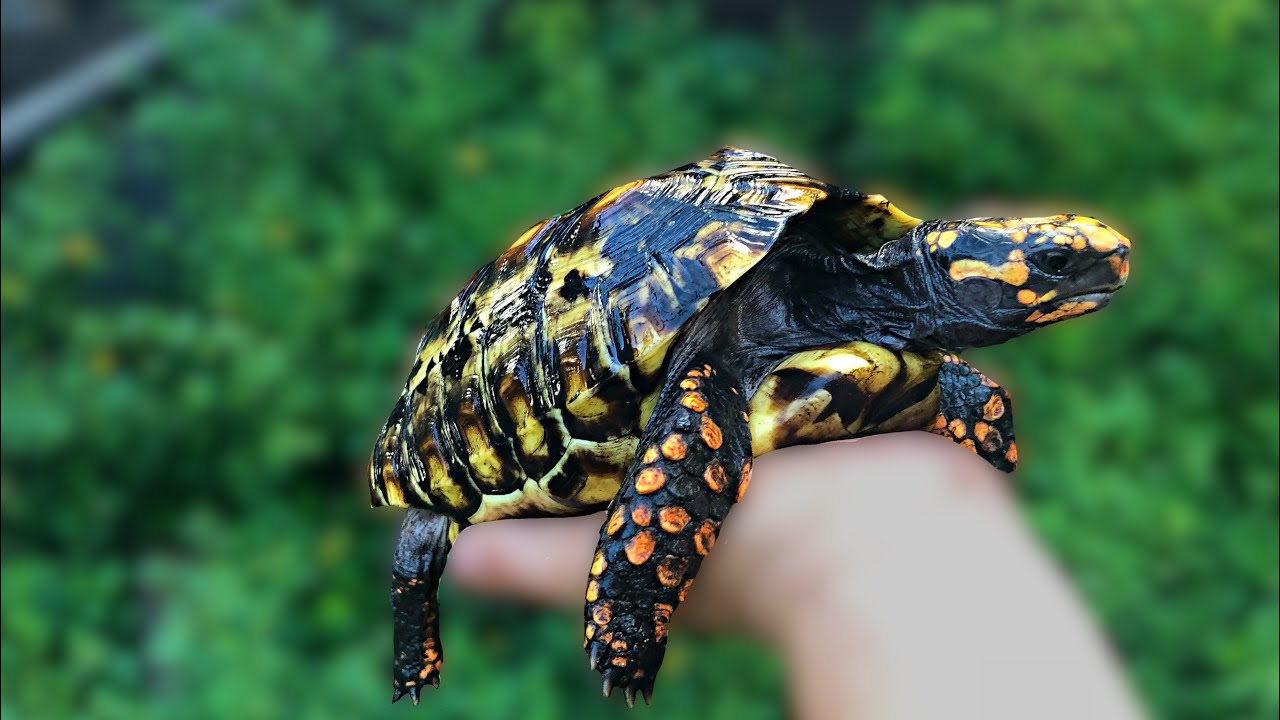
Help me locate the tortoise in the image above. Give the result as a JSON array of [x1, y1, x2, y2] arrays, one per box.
[[369, 147, 1131, 706]]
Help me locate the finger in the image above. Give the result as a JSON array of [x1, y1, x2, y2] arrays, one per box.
[[446, 513, 603, 606]]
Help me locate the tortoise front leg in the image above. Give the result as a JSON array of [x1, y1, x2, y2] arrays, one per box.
[[585, 357, 752, 706], [928, 353, 1018, 472], [391, 509, 458, 704], [747, 343, 1017, 473]]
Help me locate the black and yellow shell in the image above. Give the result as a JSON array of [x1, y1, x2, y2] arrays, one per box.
[[370, 147, 919, 524]]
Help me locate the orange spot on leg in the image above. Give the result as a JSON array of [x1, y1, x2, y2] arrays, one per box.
[[625, 531, 655, 565], [974, 421, 990, 443], [606, 506, 626, 535], [949, 419, 967, 438], [704, 461, 727, 492], [630, 503, 652, 526], [590, 551, 607, 576], [658, 506, 690, 533], [694, 520, 717, 555], [660, 433, 688, 461], [982, 395, 1005, 420], [700, 416, 723, 449], [681, 392, 708, 412], [636, 468, 666, 494], [656, 556, 689, 588]]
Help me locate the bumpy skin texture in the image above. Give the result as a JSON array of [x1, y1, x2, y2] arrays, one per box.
[[584, 359, 751, 706], [930, 354, 1019, 473]]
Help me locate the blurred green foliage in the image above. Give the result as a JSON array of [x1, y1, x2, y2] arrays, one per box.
[[1, 1, 1275, 718]]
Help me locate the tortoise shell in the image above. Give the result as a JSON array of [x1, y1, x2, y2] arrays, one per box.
[[370, 147, 919, 523]]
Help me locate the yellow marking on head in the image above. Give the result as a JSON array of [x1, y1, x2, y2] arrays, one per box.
[[1083, 224, 1123, 251], [948, 259, 1029, 286], [1011, 229, 1027, 243], [1109, 254, 1129, 280], [1026, 300, 1099, 323], [1016, 289, 1037, 305], [1072, 236, 1087, 251], [937, 230, 958, 249], [625, 531, 655, 565], [1007, 249, 1025, 262]]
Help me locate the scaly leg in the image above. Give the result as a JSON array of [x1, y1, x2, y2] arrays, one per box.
[[584, 357, 752, 706], [391, 509, 458, 704], [928, 353, 1018, 472]]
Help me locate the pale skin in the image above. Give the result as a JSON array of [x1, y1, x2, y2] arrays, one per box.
[[447, 433, 1147, 720]]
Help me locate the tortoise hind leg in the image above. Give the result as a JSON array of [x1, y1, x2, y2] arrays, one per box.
[[391, 509, 458, 704], [585, 357, 752, 706]]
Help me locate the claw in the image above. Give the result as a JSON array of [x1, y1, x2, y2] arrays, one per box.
[[392, 688, 407, 704], [602, 673, 615, 698], [641, 686, 652, 705], [429, 674, 440, 689], [409, 685, 422, 706], [589, 643, 604, 671], [625, 686, 637, 708]]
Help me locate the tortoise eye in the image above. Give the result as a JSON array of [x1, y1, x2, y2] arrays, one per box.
[[1031, 249, 1073, 275]]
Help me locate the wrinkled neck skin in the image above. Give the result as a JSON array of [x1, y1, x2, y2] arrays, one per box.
[[675, 227, 1023, 397]]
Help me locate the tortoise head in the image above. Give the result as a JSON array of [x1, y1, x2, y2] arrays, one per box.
[[912, 214, 1130, 349]]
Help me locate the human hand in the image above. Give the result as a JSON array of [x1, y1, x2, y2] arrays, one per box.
[[447, 433, 1146, 720]]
